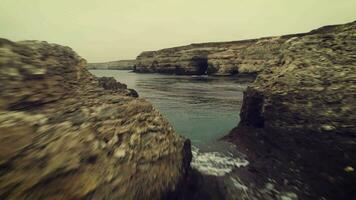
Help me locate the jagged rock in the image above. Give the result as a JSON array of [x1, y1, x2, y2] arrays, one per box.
[[98, 77, 128, 90], [135, 21, 354, 76], [239, 21, 356, 134], [207, 37, 286, 75], [0, 39, 190, 200], [133, 37, 295, 75], [135, 49, 210, 75], [87, 59, 135, 70], [97, 77, 139, 97], [227, 21, 356, 200]]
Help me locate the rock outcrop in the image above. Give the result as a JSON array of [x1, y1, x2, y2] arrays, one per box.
[[87, 59, 135, 70], [135, 47, 212, 75], [0, 39, 191, 200], [135, 21, 354, 76], [97, 77, 139, 97], [133, 37, 295, 75], [227, 21, 356, 199], [239, 21, 356, 134]]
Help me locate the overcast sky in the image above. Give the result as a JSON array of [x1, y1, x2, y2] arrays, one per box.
[[1, 0, 355, 62]]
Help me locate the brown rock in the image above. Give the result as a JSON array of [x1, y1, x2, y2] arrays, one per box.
[[239, 21, 356, 134], [227, 21, 356, 200], [0, 39, 190, 200]]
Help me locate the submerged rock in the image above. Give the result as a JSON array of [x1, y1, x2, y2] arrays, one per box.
[[227, 21, 356, 199], [0, 38, 190, 199]]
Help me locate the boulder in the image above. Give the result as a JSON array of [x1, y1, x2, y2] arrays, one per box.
[[0, 39, 190, 200], [97, 77, 139, 97]]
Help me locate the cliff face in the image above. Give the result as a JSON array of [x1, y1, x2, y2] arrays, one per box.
[[206, 37, 286, 75], [228, 21, 356, 199], [135, 47, 212, 75], [134, 36, 296, 75], [0, 39, 191, 200], [135, 22, 353, 76], [87, 59, 135, 70], [239, 21, 356, 133]]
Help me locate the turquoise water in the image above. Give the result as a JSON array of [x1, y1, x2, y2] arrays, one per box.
[[90, 70, 253, 150]]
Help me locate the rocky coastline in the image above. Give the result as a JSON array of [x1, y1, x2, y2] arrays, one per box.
[[225, 21, 356, 200], [87, 59, 135, 70], [134, 21, 355, 77], [0, 20, 354, 200], [0, 39, 191, 200]]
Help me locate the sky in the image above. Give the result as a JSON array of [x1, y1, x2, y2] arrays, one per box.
[[0, 0, 355, 62]]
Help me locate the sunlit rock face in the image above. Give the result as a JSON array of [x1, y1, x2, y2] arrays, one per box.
[[0, 39, 191, 200]]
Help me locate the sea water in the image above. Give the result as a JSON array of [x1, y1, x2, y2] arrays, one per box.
[[90, 70, 253, 176]]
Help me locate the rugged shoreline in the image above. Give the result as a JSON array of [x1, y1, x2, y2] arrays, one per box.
[[0, 19, 355, 200], [225, 126, 356, 200], [0, 39, 192, 200], [224, 20, 356, 200], [87, 59, 135, 70], [134, 21, 355, 76]]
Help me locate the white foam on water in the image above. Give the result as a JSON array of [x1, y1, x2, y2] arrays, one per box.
[[191, 146, 249, 176]]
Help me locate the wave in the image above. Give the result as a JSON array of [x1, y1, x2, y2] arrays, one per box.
[[191, 146, 249, 176]]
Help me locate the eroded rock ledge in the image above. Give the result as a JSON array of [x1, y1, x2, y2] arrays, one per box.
[[135, 21, 355, 76], [0, 39, 191, 200], [227, 21, 356, 199]]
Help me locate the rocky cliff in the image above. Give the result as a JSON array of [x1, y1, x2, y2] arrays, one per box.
[[227, 21, 356, 200], [238, 21, 356, 134], [87, 59, 135, 70], [135, 21, 354, 76], [0, 39, 191, 200]]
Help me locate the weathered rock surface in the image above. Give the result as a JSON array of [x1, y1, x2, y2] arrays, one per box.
[[135, 48, 211, 75], [87, 59, 135, 70], [239, 21, 356, 134], [227, 21, 356, 199], [134, 37, 293, 75], [135, 21, 354, 76], [0, 39, 191, 200], [97, 77, 139, 97]]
